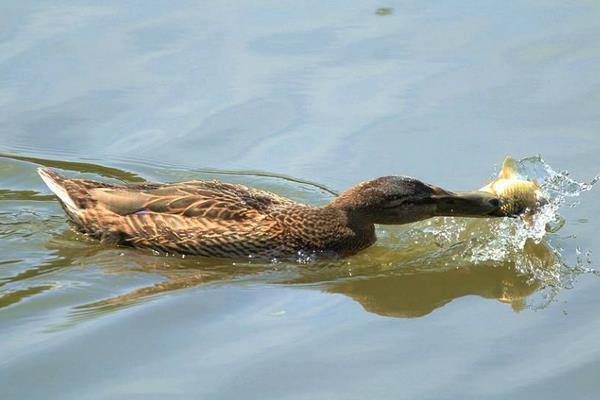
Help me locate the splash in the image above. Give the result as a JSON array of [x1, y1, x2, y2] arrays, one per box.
[[430, 156, 597, 290]]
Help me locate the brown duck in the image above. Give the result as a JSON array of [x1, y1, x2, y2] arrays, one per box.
[[39, 168, 506, 259]]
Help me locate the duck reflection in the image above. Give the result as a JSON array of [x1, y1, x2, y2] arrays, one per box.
[[39, 226, 558, 320], [284, 237, 557, 318], [324, 256, 540, 318]]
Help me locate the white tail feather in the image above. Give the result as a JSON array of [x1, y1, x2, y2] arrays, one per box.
[[37, 168, 78, 212]]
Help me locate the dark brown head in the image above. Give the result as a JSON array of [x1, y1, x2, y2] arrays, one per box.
[[329, 176, 505, 225]]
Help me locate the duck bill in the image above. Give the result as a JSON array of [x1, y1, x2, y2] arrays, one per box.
[[433, 190, 505, 218]]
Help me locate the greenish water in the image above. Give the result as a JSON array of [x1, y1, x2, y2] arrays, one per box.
[[1, 2, 600, 399]]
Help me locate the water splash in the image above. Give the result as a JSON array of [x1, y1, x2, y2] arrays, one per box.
[[420, 156, 598, 293]]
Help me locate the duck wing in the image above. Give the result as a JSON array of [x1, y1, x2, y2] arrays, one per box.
[[39, 168, 292, 256], [95, 181, 292, 256], [91, 180, 294, 218]]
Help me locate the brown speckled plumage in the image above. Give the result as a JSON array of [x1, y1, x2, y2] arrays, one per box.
[[38, 168, 506, 259], [38, 168, 377, 258]]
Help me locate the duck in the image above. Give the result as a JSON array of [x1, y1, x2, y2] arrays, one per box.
[[38, 167, 506, 259]]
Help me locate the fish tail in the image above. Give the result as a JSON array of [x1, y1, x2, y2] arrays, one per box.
[[499, 156, 519, 179]]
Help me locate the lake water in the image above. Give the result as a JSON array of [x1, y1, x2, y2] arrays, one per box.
[[1, 1, 600, 399]]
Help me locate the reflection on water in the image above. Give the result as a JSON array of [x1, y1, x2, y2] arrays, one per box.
[[0, 152, 595, 323], [327, 262, 539, 318]]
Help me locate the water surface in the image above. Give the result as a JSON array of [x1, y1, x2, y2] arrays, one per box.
[[1, 1, 600, 399]]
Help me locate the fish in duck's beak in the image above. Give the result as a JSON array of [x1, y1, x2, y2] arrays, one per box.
[[479, 156, 547, 216], [432, 189, 508, 218]]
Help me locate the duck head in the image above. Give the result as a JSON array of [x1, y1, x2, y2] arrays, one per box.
[[329, 176, 506, 225]]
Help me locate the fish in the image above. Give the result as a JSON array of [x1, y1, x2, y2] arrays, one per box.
[[479, 157, 546, 216]]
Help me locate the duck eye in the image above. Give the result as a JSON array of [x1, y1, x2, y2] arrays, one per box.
[[385, 198, 421, 208], [384, 199, 405, 208]]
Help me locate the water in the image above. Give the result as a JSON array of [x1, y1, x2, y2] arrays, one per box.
[[1, 1, 600, 399]]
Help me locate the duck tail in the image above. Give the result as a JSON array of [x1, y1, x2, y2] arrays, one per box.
[[38, 167, 78, 212]]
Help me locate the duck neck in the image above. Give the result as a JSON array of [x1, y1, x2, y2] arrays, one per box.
[[319, 204, 377, 255]]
